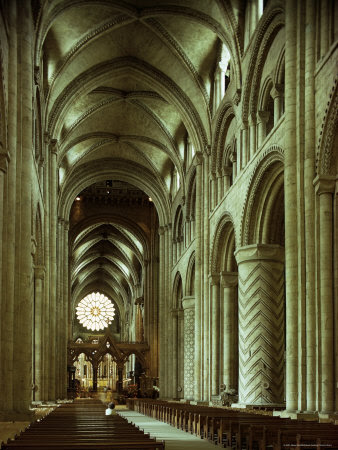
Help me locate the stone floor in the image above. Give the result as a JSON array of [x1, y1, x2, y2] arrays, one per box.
[[117, 407, 219, 449]]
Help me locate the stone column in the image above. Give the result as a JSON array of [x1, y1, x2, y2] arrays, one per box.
[[0, 153, 9, 301], [284, 0, 299, 412], [220, 272, 238, 392], [49, 139, 58, 400], [257, 111, 269, 147], [203, 154, 210, 400], [314, 176, 336, 414], [271, 85, 284, 124], [235, 245, 285, 405], [248, 113, 256, 160], [194, 153, 203, 400], [241, 124, 248, 168], [320, 0, 330, 58], [62, 221, 69, 398], [34, 267, 45, 401], [92, 362, 98, 392], [223, 166, 232, 192], [217, 170, 223, 203], [158, 226, 165, 397], [13, 3, 34, 415], [2, 0, 17, 417], [304, 0, 316, 413], [182, 296, 195, 400], [209, 275, 220, 395]]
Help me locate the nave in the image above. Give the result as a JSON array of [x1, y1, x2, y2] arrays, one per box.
[[1, 398, 338, 450]]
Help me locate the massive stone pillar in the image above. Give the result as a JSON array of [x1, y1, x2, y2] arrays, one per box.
[[203, 154, 210, 400], [182, 296, 195, 400], [235, 245, 285, 405], [314, 176, 336, 414], [220, 272, 238, 393]]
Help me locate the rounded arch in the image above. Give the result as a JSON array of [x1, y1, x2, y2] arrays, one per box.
[[210, 213, 237, 274], [241, 5, 285, 122], [211, 103, 236, 174], [172, 271, 183, 310], [185, 252, 195, 297], [241, 145, 284, 246], [316, 77, 338, 176], [58, 158, 170, 227]]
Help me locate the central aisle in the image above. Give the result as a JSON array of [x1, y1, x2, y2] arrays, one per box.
[[117, 409, 219, 450]]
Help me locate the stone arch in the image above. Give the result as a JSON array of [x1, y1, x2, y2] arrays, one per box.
[[211, 103, 236, 174], [185, 168, 196, 221], [241, 145, 284, 246], [185, 252, 195, 297], [172, 271, 183, 310], [316, 77, 338, 176], [242, 5, 285, 122], [210, 213, 237, 274]]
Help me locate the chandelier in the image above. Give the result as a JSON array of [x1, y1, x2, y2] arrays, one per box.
[[76, 292, 115, 331]]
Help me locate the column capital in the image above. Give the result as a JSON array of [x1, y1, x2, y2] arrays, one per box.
[[248, 112, 256, 125], [208, 273, 220, 285], [313, 175, 336, 195], [0, 152, 10, 173], [271, 84, 284, 99], [165, 223, 172, 231], [193, 151, 204, 167], [64, 220, 70, 231], [220, 271, 238, 287], [158, 226, 165, 236], [182, 296, 195, 310], [257, 110, 270, 124], [235, 244, 285, 264], [58, 217, 65, 225], [34, 266, 46, 280], [49, 139, 58, 155]]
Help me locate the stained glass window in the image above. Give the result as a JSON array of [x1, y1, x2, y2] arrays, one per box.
[[76, 292, 115, 331]]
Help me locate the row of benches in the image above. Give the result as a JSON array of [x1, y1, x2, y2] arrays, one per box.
[[127, 398, 338, 449], [1, 399, 165, 450]]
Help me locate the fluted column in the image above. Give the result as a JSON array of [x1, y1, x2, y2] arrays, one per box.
[[220, 272, 238, 392], [34, 267, 45, 401], [314, 176, 336, 413], [209, 275, 220, 395], [235, 245, 285, 405], [194, 153, 203, 400], [182, 296, 195, 400]]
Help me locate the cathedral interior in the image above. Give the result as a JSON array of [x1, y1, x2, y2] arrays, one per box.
[[0, 0, 337, 443]]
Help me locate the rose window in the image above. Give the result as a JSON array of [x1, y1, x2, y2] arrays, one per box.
[[76, 292, 115, 331]]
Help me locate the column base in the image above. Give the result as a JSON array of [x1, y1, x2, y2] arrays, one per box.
[[231, 402, 285, 411], [319, 412, 338, 423], [273, 410, 318, 420], [2, 410, 34, 421]]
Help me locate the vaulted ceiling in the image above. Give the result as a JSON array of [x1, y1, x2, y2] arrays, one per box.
[[35, 0, 240, 334]]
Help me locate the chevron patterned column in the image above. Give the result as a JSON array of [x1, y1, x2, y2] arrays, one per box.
[[182, 296, 195, 400], [235, 244, 285, 405]]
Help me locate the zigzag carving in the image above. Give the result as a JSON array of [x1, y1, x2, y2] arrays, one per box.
[[238, 261, 285, 404]]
